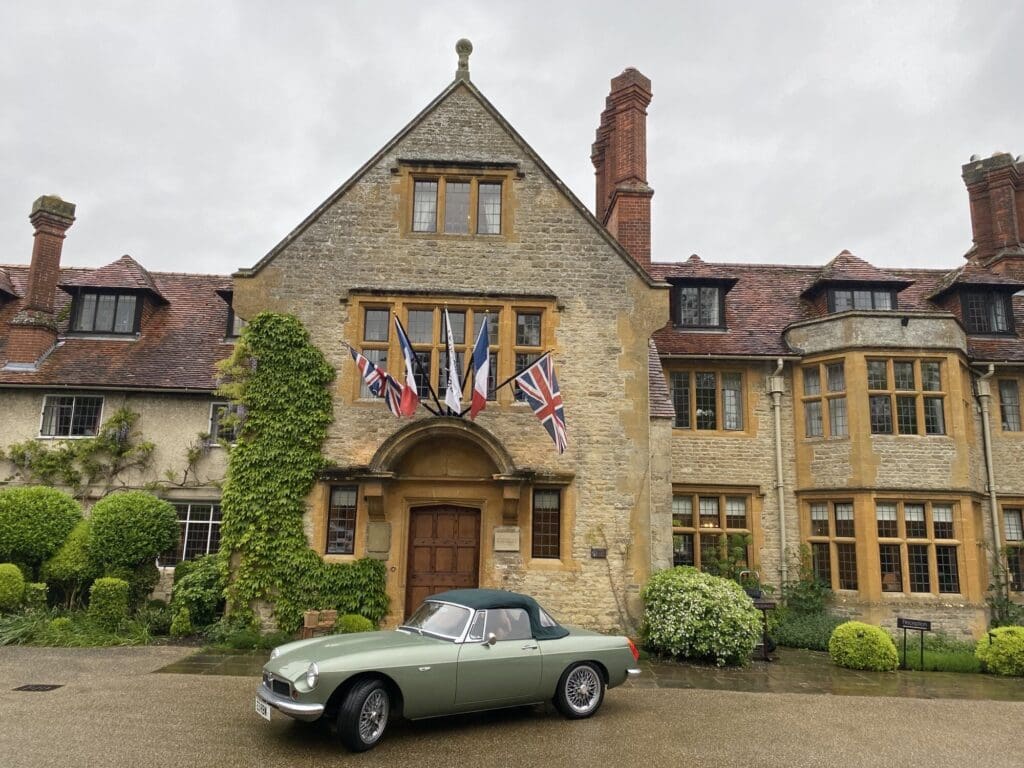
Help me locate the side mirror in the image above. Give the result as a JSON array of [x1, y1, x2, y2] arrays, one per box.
[[483, 632, 497, 647]]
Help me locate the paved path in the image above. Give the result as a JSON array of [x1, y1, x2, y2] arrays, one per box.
[[1, 646, 1021, 768]]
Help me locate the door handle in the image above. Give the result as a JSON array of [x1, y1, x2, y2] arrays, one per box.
[[521, 644, 538, 650]]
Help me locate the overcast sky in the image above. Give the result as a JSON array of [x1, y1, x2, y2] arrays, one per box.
[[1, 1, 1020, 276]]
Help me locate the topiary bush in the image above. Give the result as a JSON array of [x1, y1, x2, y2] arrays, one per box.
[[0, 487, 81, 576], [40, 519, 100, 606], [105, 562, 161, 611], [170, 555, 225, 630], [828, 621, 899, 671], [0, 564, 26, 612], [88, 491, 178, 573], [88, 577, 130, 631], [335, 614, 375, 634], [641, 566, 763, 666], [170, 606, 193, 637], [975, 626, 1024, 676]]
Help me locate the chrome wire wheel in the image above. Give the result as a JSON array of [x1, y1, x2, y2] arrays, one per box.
[[358, 689, 388, 744], [564, 665, 602, 715]]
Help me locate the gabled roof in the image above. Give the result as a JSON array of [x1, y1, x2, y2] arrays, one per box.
[[801, 250, 913, 297], [237, 77, 665, 288], [655, 254, 739, 285], [927, 259, 1024, 300], [0, 267, 17, 298], [0, 264, 231, 390], [58, 254, 168, 303]]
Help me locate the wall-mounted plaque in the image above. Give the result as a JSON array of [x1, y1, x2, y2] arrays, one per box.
[[590, 547, 607, 559], [493, 526, 521, 552]]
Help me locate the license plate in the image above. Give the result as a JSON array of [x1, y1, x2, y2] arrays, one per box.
[[255, 696, 271, 721]]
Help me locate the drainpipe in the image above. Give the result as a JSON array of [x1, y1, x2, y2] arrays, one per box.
[[976, 364, 1003, 557], [767, 359, 788, 585]]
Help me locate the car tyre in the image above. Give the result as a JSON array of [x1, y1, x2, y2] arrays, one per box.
[[337, 678, 390, 752], [554, 662, 605, 719]]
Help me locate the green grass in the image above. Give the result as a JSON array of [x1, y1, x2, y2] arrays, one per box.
[[0, 609, 154, 647], [899, 649, 981, 673]]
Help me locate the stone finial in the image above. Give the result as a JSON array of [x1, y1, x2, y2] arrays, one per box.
[[455, 38, 473, 81]]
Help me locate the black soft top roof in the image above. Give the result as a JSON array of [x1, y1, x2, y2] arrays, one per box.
[[428, 588, 569, 640]]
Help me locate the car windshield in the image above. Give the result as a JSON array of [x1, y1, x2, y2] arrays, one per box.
[[399, 601, 472, 641]]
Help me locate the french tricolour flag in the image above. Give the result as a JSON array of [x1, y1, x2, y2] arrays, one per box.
[[469, 316, 490, 420], [394, 316, 420, 418]]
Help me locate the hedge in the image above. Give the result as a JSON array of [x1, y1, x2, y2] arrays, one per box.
[[0, 564, 25, 612], [828, 621, 899, 671], [88, 577, 130, 631], [41, 520, 100, 604], [88, 491, 178, 572], [975, 626, 1024, 677], [0, 487, 81, 574]]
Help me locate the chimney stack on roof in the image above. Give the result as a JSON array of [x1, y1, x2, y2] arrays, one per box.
[[592, 68, 654, 269], [962, 152, 1024, 279], [4, 195, 75, 370]]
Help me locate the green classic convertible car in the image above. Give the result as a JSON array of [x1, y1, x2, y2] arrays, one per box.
[[256, 588, 641, 751]]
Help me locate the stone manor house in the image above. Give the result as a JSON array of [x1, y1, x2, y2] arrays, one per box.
[[1, 45, 1022, 635]]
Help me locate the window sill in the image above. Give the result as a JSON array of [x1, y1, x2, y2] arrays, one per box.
[[323, 552, 357, 562], [526, 557, 569, 569], [407, 231, 505, 240], [672, 325, 729, 333], [802, 435, 851, 442], [672, 428, 750, 437], [63, 332, 139, 341], [36, 434, 97, 440]]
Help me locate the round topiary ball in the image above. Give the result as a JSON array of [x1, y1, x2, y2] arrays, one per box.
[[335, 613, 375, 634], [88, 577, 130, 631], [88, 491, 178, 571], [975, 626, 1024, 677], [828, 620, 899, 671], [641, 566, 763, 666], [0, 563, 26, 612], [0, 487, 82, 571]]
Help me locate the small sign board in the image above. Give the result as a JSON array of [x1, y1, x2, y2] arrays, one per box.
[[896, 617, 931, 631], [590, 547, 607, 559], [752, 599, 777, 611], [493, 526, 521, 552]]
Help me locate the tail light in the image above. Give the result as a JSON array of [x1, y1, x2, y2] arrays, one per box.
[[627, 638, 640, 662]]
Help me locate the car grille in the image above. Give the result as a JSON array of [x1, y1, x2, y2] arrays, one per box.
[[263, 672, 291, 698]]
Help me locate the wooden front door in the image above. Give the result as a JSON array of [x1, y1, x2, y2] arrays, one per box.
[[406, 506, 480, 616]]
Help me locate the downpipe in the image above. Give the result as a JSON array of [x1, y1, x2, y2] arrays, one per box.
[[976, 364, 1003, 563], [767, 359, 788, 586]]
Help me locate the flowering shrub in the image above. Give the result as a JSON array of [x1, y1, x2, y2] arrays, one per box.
[[828, 621, 898, 671], [641, 566, 762, 666]]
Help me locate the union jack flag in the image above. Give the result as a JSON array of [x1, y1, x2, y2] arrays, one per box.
[[514, 355, 567, 454], [383, 373, 405, 418], [350, 347, 386, 397]]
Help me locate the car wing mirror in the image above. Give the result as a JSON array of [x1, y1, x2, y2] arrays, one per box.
[[483, 633, 497, 647]]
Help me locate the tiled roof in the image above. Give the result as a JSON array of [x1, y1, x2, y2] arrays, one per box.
[[0, 264, 232, 390], [0, 267, 17, 298], [810, 250, 912, 288], [648, 340, 674, 418], [927, 260, 1024, 300], [58, 254, 168, 302], [651, 254, 738, 282]]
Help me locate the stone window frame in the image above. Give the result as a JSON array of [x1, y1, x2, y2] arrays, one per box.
[[68, 288, 144, 336], [398, 162, 517, 239], [38, 393, 105, 439], [671, 488, 756, 573], [874, 499, 962, 595], [804, 499, 859, 591], [668, 367, 747, 434], [159, 501, 223, 567], [326, 485, 358, 556], [866, 357, 946, 436], [348, 296, 553, 408], [799, 358, 848, 440], [961, 290, 1014, 335], [1001, 502, 1024, 593], [531, 489, 561, 560], [997, 378, 1022, 433]]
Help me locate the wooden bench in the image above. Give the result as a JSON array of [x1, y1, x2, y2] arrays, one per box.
[[300, 609, 338, 639]]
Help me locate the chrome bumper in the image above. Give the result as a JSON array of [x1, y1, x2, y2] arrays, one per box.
[[256, 683, 325, 722], [626, 667, 641, 679]]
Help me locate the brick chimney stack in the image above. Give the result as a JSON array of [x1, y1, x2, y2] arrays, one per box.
[[4, 195, 76, 370], [592, 68, 654, 268], [962, 152, 1024, 279]]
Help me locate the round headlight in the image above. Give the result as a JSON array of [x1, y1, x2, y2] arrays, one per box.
[[269, 647, 280, 660], [305, 662, 319, 689]]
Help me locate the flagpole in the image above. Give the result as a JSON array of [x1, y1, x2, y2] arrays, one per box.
[[395, 314, 446, 415], [458, 350, 551, 416]]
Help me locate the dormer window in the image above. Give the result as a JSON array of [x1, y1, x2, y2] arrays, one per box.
[[828, 288, 895, 312], [962, 291, 1012, 334], [71, 291, 140, 334], [676, 285, 723, 328]]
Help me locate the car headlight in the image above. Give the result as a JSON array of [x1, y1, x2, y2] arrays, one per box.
[[305, 662, 319, 689], [269, 647, 280, 660]]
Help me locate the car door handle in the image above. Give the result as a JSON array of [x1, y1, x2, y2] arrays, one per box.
[[521, 644, 538, 650]]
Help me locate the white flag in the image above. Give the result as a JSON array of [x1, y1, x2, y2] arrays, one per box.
[[443, 308, 462, 414]]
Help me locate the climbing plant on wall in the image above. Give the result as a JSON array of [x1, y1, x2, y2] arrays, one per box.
[[216, 312, 388, 633]]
